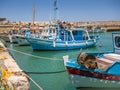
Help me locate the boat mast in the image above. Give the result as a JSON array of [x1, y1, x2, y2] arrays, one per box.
[[53, 0, 60, 39], [54, 0, 59, 20], [32, 0, 36, 26]]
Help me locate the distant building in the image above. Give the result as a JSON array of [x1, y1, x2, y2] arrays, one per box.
[[0, 18, 7, 22], [0, 18, 9, 24]]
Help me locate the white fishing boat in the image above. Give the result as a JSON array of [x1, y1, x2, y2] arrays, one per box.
[[15, 35, 29, 46], [0, 30, 17, 43], [14, 29, 31, 46], [8, 34, 18, 43], [0, 34, 10, 42]]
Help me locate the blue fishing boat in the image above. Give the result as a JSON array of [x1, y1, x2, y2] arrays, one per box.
[[63, 33, 120, 88], [26, 26, 99, 50], [25, 0, 99, 50]]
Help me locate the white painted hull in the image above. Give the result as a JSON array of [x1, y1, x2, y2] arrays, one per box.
[[15, 35, 29, 46], [17, 37, 29, 46], [69, 74, 120, 88], [8, 35, 17, 43], [0, 35, 10, 42]]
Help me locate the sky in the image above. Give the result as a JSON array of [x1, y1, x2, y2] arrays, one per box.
[[0, 0, 120, 22]]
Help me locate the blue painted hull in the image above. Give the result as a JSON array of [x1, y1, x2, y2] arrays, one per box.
[[26, 38, 97, 50]]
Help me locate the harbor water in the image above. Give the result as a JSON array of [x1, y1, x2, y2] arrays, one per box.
[[5, 31, 120, 90]]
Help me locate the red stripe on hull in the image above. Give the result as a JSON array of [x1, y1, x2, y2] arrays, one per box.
[[67, 67, 120, 81]]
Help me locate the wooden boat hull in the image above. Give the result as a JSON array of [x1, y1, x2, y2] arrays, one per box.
[[26, 38, 97, 50]]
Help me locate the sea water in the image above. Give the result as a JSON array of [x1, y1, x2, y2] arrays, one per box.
[[7, 31, 120, 90]]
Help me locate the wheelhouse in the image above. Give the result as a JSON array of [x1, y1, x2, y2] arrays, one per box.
[[58, 29, 90, 41]]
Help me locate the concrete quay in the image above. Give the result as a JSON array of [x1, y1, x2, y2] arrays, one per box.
[[0, 40, 30, 90], [73, 21, 120, 31]]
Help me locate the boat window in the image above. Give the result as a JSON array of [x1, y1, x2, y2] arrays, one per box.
[[72, 30, 83, 41], [72, 31, 83, 35], [72, 31, 78, 35], [115, 36, 120, 47]]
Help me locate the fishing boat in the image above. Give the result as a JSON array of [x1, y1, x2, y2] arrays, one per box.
[[15, 35, 30, 46], [63, 33, 120, 88], [14, 29, 31, 46], [25, 0, 99, 51], [0, 30, 17, 43], [26, 26, 99, 50], [8, 34, 18, 43], [0, 34, 10, 42]]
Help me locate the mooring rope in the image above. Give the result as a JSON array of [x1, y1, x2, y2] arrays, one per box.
[[7, 47, 69, 75], [24, 70, 66, 75], [7, 48, 62, 61], [26, 74, 43, 90], [7, 48, 68, 74]]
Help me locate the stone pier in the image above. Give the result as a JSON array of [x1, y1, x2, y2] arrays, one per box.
[[0, 40, 30, 90]]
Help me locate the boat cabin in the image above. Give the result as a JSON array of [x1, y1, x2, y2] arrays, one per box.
[[58, 29, 90, 41]]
